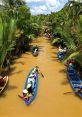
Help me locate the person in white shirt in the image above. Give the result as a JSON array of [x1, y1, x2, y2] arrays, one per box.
[[59, 46, 67, 54], [28, 74, 35, 89]]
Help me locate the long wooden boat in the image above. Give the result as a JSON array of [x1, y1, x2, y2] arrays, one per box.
[[0, 76, 9, 94], [67, 70, 82, 98], [21, 68, 38, 105]]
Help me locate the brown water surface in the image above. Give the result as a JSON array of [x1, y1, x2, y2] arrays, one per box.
[[0, 37, 82, 117]]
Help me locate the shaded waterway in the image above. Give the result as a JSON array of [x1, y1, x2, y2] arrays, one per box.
[[0, 37, 82, 117]]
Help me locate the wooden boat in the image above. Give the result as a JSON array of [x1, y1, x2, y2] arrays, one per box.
[[32, 46, 39, 57], [20, 68, 38, 105], [67, 70, 82, 98], [0, 76, 9, 94]]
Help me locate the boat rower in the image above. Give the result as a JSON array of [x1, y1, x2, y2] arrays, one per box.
[[18, 88, 32, 101], [28, 74, 35, 89], [0, 76, 6, 86]]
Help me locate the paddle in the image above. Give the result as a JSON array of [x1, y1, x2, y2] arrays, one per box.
[[41, 72, 44, 78], [63, 92, 73, 94], [18, 94, 25, 101], [39, 69, 44, 78], [36, 66, 44, 78], [18, 94, 22, 99], [64, 87, 82, 95]]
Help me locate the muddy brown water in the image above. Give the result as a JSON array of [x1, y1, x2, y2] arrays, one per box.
[[0, 37, 82, 117]]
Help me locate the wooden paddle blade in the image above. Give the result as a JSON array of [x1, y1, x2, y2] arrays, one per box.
[[41, 73, 44, 78], [64, 92, 73, 94], [18, 95, 22, 99]]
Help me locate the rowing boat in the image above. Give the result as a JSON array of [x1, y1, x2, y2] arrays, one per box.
[[20, 68, 38, 105], [24, 68, 38, 105], [67, 70, 82, 98]]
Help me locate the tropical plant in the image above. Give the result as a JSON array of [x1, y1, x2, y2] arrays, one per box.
[[0, 18, 16, 67], [48, 0, 82, 65]]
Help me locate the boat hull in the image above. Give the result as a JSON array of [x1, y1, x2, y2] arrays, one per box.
[[67, 71, 82, 99], [24, 68, 38, 105]]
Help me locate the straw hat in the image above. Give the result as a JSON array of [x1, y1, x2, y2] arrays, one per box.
[[32, 69, 36, 73], [23, 89, 28, 94], [29, 74, 35, 78], [27, 83, 31, 88], [32, 71, 35, 74]]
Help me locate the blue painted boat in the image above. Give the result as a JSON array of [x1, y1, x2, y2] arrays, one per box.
[[67, 70, 82, 98], [24, 68, 38, 105]]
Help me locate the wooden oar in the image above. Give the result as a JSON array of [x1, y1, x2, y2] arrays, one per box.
[[18, 94, 23, 100], [64, 92, 74, 94], [36, 66, 44, 78], [41, 72, 44, 78], [18, 94, 22, 98]]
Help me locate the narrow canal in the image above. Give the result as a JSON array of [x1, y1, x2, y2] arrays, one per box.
[[0, 37, 82, 117]]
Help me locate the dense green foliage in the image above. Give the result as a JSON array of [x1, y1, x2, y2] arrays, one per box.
[[47, 0, 82, 65], [0, 0, 82, 71], [0, 0, 43, 70]]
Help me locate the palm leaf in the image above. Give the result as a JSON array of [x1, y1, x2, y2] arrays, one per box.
[[0, 18, 16, 67], [52, 38, 60, 45]]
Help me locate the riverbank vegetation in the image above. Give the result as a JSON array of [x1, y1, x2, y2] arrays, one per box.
[[47, 0, 82, 66], [0, 0, 44, 72]]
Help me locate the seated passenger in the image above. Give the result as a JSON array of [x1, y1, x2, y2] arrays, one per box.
[[32, 66, 44, 78], [59, 46, 67, 54], [18, 88, 32, 101], [58, 46, 63, 53], [31, 66, 39, 74], [32, 45, 38, 52], [68, 63, 76, 73], [63, 47, 67, 54], [34, 48, 38, 53], [0, 76, 6, 86], [27, 83, 33, 95], [18, 89, 29, 101], [28, 74, 35, 89]]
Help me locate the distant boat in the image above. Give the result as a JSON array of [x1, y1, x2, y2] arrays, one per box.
[[32, 46, 39, 56]]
